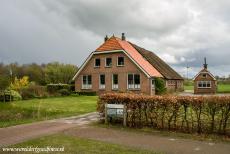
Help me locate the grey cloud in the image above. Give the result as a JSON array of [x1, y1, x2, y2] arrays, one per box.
[[0, 0, 230, 77]]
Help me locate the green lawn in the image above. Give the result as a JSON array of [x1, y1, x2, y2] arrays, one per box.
[[0, 96, 97, 128], [10, 134, 157, 154], [184, 84, 230, 93]]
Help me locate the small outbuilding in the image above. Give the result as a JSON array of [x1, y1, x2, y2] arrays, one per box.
[[193, 58, 217, 94]]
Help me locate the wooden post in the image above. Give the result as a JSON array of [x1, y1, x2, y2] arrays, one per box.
[[105, 103, 108, 124], [123, 104, 127, 127]]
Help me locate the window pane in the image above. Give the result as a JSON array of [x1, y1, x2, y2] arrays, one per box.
[[207, 81, 211, 87], [83, 76, 87, 84], [118, 57, 124, 65], [95, 59, 100, 66], [202, 81, 206, 87], [198, 81, 202, 87], [106, 58, 112, 66], [88, 75, 92, 84], [134, 74, 140, 84], [100, 75, 105, 84], [128, 74, 133, 84], [113, 74, 118, 84]]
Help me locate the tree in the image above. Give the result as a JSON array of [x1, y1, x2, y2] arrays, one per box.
[[45, 62, 77, 84], [155, 78, 166, 94], [0, 76, 10, 102], [10, 76, 29, 91], [23, 63, 46, 85]]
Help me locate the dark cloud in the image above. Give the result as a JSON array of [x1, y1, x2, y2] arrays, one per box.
[[0, 0, 230, 77]]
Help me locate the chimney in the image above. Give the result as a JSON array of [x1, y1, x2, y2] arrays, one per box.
[[104, 35, 108, 42], [121, 33, 125, 40], [203, 57, 208, 69]]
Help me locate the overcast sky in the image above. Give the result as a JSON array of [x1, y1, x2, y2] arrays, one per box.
[[1, 0, 230, 78]]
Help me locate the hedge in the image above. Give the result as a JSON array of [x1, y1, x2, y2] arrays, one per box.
[[97, 93, 230, 136], [46, 84, 70, 93]]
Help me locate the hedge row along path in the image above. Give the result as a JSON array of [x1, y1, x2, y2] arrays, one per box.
[[98, 93, 230, 136]]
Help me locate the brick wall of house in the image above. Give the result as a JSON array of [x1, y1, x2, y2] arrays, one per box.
[[165, 80, 184, 91], [194, 73, 217, 94], [75, 52, 152, 95]]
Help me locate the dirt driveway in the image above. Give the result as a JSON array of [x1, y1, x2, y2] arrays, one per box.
[[0, 112, 98, 147]]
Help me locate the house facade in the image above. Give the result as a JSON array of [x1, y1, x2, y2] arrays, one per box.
[[193, 58, 217, 94], [73, 34, 184, 95]]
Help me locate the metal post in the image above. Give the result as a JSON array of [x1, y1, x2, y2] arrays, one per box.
[[105, 103, 108, 124], [123, 104, 127, 127]]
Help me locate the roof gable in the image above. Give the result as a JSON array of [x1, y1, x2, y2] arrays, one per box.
[[193, 69, 216, 80], [73, 35, 183, 80], [96, 36, 123, 52]]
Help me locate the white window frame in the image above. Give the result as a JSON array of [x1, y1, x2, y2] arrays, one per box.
[[112, 74, 119, 90], [127, 73, 140, 89], [82, 75, 92, 89], [94, 58, 100, 68], [117, 56, 124, 66], [151, 78, 155, 89], [99, 74, 105, 89], [197, 81, 211, 89], [105, 57, 112, 67]]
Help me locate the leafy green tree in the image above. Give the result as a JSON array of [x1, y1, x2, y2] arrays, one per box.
[[155, 78, 166, 94], [45, 62, 77, 84], [23, 63, 46, 85]]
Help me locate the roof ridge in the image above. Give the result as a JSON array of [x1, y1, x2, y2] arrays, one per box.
[[96, 36, 123, 51], [129, 42, 183, 80]]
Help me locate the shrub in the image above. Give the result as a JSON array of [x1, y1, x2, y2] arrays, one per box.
[[0, 90, 22, 102], [20, 85, 48, 100], [155, 78, 166, 94], [76, 91, 96, 96], [58, 89, 71, 96], [98, 93, 230, 136], [47, 84, 70, 93]]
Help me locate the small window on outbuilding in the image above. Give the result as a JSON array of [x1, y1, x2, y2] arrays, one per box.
[[202, 74, 207, 78]]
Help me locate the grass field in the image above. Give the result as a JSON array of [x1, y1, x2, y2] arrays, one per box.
[[0, 96, 97, 128], [11, 134, 157, 154], [184, 84, 230, 93]]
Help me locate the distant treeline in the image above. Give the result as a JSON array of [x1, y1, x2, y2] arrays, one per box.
[[0, 62, 78, 85]]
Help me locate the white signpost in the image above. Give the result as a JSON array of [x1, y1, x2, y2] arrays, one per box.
[[105, 103, 127, 126]]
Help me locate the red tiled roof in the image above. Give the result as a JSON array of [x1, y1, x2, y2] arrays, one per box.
[[117, 38, 162, 77], [96, 36, 123, 51], [95, 36, 162, 77]]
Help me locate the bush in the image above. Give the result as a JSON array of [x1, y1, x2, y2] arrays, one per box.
[[76, 91, 96, 96], [155, 78, 166, 94], [58, 89, 71, 96], [20, 85, 48, 100], [47, 84, 70, 93], [0, 90, 22, 102], [98, 93, 230, 136], [20, 88, 35, 100]]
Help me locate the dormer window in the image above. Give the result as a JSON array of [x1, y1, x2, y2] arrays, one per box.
[[105, 58, 112, 67], [202, 74, 207, 78], [95, 58, 100, 67], [117, 57, 124, 66]]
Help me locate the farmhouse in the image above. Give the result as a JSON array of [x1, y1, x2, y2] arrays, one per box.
[[73, 33, 183, 95], [193, 58, 217, 94]]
